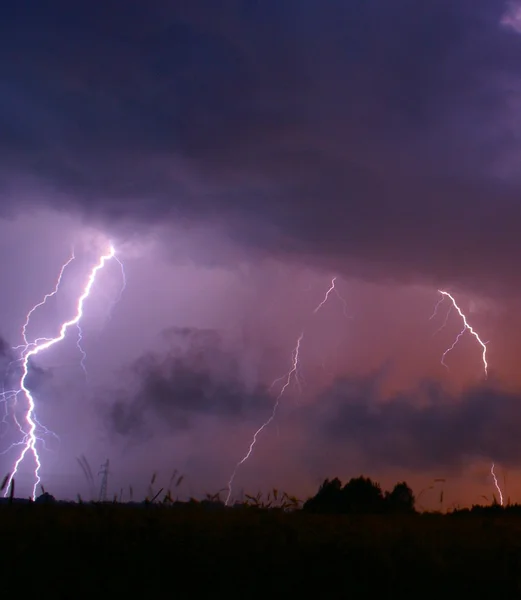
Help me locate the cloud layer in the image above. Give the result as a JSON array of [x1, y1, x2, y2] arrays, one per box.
[[2, 1, 521, 292], [313, 373, 521, 471], [102, 325, 521, 478], [105, 327, 271, 438]]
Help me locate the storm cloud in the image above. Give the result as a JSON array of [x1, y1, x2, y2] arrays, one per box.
[[2, 1, 521, 292], [313, 373, 521, 471], [3, 1, 521, 503], [105, 326, 272, 438]]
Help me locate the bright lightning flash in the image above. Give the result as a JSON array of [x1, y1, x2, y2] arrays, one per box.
[[3, 245, 119, 500], [436, 290, 488, 378], [225, 333, 303, 506], [77, 252, 126, 380], [490, 463, 504, 506]]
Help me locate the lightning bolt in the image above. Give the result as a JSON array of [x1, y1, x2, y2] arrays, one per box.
[[21, 249, 76, 347], [76, 324, 88, 379], [429, 295, 446, 322], [76, 253, 126, 380], [431, 290, 497, 508], [435, 291, 488, 378], [226, 276, 349, 506], [1, 251, 77, 446], [432, 306, 452, 337], [226, 333, 303, 506], [107, 254, 127, 319], [3, 245, 120, 500], [490, 463, 504, 506], [313, 277, 350, 318]]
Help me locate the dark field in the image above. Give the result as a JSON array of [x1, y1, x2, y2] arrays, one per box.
[[2, 501, 521, 598]]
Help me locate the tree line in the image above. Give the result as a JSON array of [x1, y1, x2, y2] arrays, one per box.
[[303, 476, 415, 514]]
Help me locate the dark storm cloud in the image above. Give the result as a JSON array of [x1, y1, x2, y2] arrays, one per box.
[[313, 374, 521, 471], [2, 1, 521, 290], [104, 326, 271, 437]]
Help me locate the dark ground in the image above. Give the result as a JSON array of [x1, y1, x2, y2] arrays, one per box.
[[2, 502, 521, 598]]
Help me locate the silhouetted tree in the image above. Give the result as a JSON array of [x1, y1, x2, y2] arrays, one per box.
[[303, 478, 343, 514], [384, 481, 415, 513], [304, 476, 419, 515], [341, 476, 384, 514], [304, 476, 387, 514]]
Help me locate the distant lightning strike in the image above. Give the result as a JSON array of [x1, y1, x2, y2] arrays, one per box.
[[314, 278, 337, 313], [226, 333, 303, 506], [313, 277, 350, 318], [3, 245, 121, 500], [431, 290, 497, 505], [490, 463, 504, 506], [226, 277, 349, 506], [435, 291, 488, 378]]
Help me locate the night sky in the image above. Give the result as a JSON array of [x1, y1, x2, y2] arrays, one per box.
[[1, 0, 521, 507]]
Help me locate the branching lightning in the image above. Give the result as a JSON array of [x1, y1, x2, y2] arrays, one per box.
[[490, 463, 504, 506], [107, 254, 127, 319], [21, 249, 76, 348], [77, 253, 126, 380], [313, 277, 350, 318], [226, 276, 349, 506], [76, 324, 88, 380], [433, 306, 452, 337], [431, 290, 498, 505], [434, 291, 488, 378], [2, 245, 122, 500]]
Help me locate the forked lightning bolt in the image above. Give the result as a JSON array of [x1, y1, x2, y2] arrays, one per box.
[[435, 290, 488, 378], [225, 277, 349, 505], [1, 251, 77, 445], [3, 245, 121, 500], [490, 463, 504, 506]]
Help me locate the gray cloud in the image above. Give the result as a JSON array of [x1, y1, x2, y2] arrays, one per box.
[[0, 336, 11, 360], [0, 336, 15, 391], [104, 326, 271, 438], [311, 373, 521, 471], [1, 1, 521, 292]]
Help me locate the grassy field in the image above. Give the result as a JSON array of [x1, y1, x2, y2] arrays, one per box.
[[2, 500, 521, 597]]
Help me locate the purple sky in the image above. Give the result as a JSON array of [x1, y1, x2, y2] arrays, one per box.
[[1, 1, 521, 507]]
